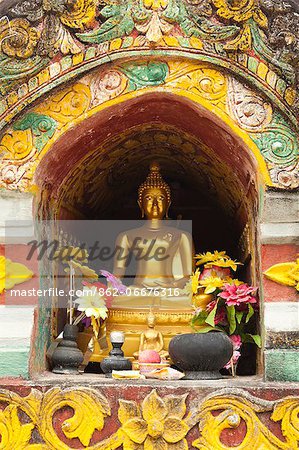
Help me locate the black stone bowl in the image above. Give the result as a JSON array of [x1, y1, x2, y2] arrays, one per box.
[[169, 332, 233, 380]]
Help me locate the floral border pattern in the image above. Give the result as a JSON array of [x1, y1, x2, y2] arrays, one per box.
[[0, 387, 298, 449]]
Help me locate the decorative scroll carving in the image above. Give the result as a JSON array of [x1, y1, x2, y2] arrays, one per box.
[[0, 387, 298, 449], [0, 59, 297, 192], [227, 78, 272, 131]]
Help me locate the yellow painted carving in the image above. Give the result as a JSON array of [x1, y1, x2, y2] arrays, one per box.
[[213, 0, 268, 29], [0, 255, 34, 293], [0, 388, 298, 449], [119, 390, 189, 449], [0, 60, 274, 191], [264, 258, 299, 291], [0, 405, 34, 449], [39, 387, 110, 448], [0, 129, 33, 160], [143, 0, 168, 9], [0, 18, 39, 59], [192, 395, 298, 450], [60, 0, 98, 30], [272, 397, 299, 449], [167, 63, 227, 106], [35, 82, 91, 128]]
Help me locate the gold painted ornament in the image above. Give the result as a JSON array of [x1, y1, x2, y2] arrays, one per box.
[[0, 18, 39, 59], [0, 387, 298, 449], [264, 259, 299, 291]]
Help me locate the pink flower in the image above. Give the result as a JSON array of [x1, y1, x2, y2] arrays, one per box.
[[215, 308, 228, 325], [218, 283, 257, 306], [206, 300, 217, 312], [224, 350, 241, 369], [200, 265, 231, 280], [230, 334, 242, 350]]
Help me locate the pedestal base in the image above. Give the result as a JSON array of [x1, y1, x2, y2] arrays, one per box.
[[183, 370, 224, 380]]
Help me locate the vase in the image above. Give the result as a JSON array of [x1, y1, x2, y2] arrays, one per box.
[[100, 331, 132, 376], [169, 331, 233, 380], [51, 324, 84, 374]]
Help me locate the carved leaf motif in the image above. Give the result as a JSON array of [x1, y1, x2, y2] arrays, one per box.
[[118, 400, 141, 424], [168, 439, 189, 450], [164, 394, 188, 419], [39, 387, 111, 448], [142, 390, 168, 422], [271, 398, 299, 447], [163, 417, 189, 443], [0, 404, 34, 449], [122, 418, 148, 444], [60, 0, 98, 29], [13, 112, 57, 152], [264, 262, 299, 290], [76, 1, 136, 43], [144, 436, 168, 450], [213, 0, 268, 28]]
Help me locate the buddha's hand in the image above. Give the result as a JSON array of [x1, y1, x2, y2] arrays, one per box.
[[155, 278, 187, 289]]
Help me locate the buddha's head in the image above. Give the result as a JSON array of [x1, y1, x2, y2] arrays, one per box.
[[147, 311, 156, 328], [138, 162, 171, 219]]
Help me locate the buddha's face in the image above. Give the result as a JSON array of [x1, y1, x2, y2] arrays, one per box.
[[140, 187, 169, 219], [147, 314, 156, 327]]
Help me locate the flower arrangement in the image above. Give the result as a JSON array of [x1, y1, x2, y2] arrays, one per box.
[[54, 246, 126, 340], [190, 251, 261, 375]]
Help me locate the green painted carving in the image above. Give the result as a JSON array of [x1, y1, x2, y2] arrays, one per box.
[[13, 112, 57, 152], [175, 0, 238, 41], [250, 112, 298, 166], [119, 61, 169, 89], [77, 0, 239, 44], [77, 0, 141, 44], [249, 20, 295, 85], [0, 55, 49, 95]]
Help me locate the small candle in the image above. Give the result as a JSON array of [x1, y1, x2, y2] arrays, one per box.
[[110, 331, 125, 344]]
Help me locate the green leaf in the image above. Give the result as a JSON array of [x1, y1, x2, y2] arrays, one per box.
[[205, 304, 218, 327], [246, 304, 255, 323], [248, 334, 262, 348], [236, 311, 244, 324], [226, 305, 236, 334], [191, 310, 208, 326]]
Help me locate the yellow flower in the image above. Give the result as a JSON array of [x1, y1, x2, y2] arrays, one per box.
[[205, 258, 242, 272], [64, 260, 97, 279], [225, 278, 244, 286], [144, 0, 168, 9], [119, 390, 189, 450], [199, 276, 225, 294], [76, 287, 108, 319], [0, 256, 34, 294], [195, 251, 228, 266], [191, 269, 200, 294]]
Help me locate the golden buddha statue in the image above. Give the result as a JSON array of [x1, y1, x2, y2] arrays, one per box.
[[92, 162, 194, 361], [111, 162, 193, 309], [133, 311, 169, 360]]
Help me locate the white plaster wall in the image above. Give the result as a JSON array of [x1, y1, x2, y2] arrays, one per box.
[[264, 302, 299, 332]]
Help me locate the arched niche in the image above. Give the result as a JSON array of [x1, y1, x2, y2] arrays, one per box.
[[31, 92, 263, 375]]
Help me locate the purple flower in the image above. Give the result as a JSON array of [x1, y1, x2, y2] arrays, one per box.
[[100, 270, 127, 294]]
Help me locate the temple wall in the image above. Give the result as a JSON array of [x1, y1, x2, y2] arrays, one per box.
[[0, 0, 298, 447]]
